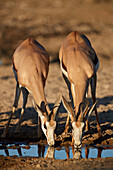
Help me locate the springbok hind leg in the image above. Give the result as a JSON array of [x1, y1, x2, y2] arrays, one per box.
[[1, 83, 21, 138], [90, 74, 102, 137], [62, 73, 73, 105], [62, 73, 72, 133]]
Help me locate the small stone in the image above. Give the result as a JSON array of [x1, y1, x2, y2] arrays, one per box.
[[36, 164, 41, 168]]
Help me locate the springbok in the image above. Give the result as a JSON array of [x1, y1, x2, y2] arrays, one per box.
[[1, 38, 61, 146], [59, 31, 101, 149]]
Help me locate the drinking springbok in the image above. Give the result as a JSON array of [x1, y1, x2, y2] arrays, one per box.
[[59, 31, 101, 149], [1, 38, 61, 146]]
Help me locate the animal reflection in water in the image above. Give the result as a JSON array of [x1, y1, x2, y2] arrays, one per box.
[[0, 144, 22, 157], [0, 144, 111, 159]]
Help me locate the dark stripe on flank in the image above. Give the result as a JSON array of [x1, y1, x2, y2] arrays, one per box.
[[12, 58, 17, 72]]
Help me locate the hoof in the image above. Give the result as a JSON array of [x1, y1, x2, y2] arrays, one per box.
[[1, 133, 7, 138]]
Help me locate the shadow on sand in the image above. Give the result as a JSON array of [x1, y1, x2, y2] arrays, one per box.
[[0, 95, 113, 145]]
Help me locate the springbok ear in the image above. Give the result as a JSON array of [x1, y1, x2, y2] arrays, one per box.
[[32, 100, 44, 118], [86, 100, 98, 120], [52, 93, 62, 121], [62, 95, 74, 119]]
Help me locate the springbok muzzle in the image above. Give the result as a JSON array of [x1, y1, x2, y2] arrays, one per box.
[[48, 140, 55, 146]]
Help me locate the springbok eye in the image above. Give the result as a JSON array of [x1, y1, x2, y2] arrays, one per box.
[[44, 124, 47, 129]]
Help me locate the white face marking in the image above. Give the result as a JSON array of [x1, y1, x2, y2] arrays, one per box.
[[72, 122, 85, 148], [41, 116, 47, 136], [41, 118, 56, 146], [46, 121, 56, 146]]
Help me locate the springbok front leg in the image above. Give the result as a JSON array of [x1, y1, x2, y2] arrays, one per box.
[[15, 87, 29, 133], [1, 83, 21, 138], [90, 74, 101, 137], [62, 74, 73, 103]]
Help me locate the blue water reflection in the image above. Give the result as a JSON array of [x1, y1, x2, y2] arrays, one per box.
[[0, 143, 113, 159]]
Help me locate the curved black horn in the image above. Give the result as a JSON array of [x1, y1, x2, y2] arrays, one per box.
[[53, 104, 61, 121], [79, 99, 89, 122], [87, 100, 98, 119], [45, 104, 49, 122], [52, 94, 62, 121]]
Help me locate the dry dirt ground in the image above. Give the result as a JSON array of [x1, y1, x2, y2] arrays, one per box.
[[0, 0, 113, 169]]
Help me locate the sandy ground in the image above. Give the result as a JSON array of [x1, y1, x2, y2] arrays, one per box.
[[0, 0, 113, 169]]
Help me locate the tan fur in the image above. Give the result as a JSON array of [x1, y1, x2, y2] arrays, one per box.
[[2, 40, 61, 146], [59, 31, 96, 113], [13, 38, 50, 112], [60, 31, 101, 138], [1, 38, 51, 139]]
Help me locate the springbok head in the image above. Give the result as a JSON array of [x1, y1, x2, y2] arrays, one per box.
[[33, 95, 61, 146], [62, 95, 98, 149]]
